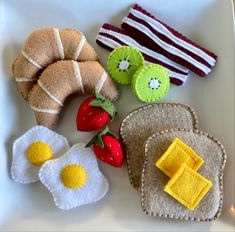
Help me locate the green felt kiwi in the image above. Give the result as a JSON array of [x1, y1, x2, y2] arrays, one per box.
[[107, 46, 144, 84], [131, 64, 170, 103]]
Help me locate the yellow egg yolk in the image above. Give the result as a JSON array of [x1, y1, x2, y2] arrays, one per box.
[[27, 142, 53, 166], [60, 164, 87, 189]]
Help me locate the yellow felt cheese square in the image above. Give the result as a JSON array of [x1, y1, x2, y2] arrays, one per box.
[[156, 138, 204, 177], [164, 164, 212, 210]]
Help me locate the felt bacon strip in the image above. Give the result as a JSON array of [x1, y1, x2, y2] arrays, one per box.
[[96, 24, 189, 86], [28, 60, 118, 128], [121, 4, 217, 77]]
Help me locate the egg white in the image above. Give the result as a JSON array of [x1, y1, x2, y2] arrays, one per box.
[[11, 125, 69, 184], [39, 143, 109, 210]]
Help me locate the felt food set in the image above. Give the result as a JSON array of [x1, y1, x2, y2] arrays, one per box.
[[10, 3, 227, 222]]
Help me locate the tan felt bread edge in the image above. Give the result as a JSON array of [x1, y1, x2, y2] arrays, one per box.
[[119, 103, 199, 190], [141, 128, 226, 222]]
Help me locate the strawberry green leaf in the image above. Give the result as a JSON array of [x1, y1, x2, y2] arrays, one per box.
[[99, 126, 110, 136], [89, 92, 117, 118], [99, 126, 119, 139], [85, 126, 119, 148], [85, 134, 104, 148], [95, 91, 106, 101]]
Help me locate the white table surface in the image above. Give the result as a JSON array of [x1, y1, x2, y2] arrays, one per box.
[[0, 0, 234, 231]]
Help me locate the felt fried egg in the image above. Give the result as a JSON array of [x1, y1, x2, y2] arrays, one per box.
[[11, 126, 69, 184], [39, 143, 109, 210]]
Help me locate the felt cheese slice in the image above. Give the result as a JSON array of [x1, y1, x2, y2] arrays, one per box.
[[142, 129, 226, 221], [156, 138, 204, 177], [120, 103, 198, 190], [164, 164, 212, 210]]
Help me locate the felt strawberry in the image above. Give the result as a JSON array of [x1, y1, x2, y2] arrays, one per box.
[[76, 92, 117, 131], [86, 127, 123, 168]]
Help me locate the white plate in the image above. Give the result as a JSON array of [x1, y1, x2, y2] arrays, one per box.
[[0, 0, 234, 231]]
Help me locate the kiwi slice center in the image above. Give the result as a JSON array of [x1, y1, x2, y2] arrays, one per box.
[[148, 78, 161, 89], [118, 59, 130, 71]]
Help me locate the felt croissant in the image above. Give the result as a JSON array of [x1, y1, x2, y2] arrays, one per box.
[[12, 27, 99, 100], [28, 60, 119, 128]]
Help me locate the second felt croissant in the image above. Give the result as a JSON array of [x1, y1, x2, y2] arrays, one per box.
[[28, 60, 119, 128]]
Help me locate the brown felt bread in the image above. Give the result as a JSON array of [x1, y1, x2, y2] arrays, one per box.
[[28, 60, 119, 128], [12, 27, 99, 100], [119, 103, 198, 190], [142, 128, 226, 221]]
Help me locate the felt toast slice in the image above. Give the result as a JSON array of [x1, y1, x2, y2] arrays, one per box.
[[119, 103, 198, 190], [142, 128, 226, 221]]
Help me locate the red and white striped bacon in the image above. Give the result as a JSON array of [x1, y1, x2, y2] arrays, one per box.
[[96, 24, 189, 86], [121, 4, 217, 77]]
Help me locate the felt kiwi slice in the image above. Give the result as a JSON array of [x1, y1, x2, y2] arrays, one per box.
[[132, 64, 170, 102], [107, 46, 144, 84]]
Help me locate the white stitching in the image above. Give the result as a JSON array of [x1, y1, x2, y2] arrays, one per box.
[[21, 50, 43, 69], [72, 61, 85, 94], [96, 71, 107, 93], [15, 77, 37, 82], [30, 105, 59, 114], [53, 28, 65, 59], [74, 34, 86, 60], [38, 80, 63, 106]]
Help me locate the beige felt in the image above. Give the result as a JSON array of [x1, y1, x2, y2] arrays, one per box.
[[99, 76, 120, 101], [119, 103, 198, 190], [34, 112, 59, 129], [22, 28, 60, 67], [28, 60, 119, 128], [12, 56, 40, 100], [37, 60, 80, 101], [80, 62, 119, 101], [12, 27, 99, 100], [28, 85, 60, 110], [142, 129, 226, 221], [58, 28, 99, 61], [16, 81, 37, 100]]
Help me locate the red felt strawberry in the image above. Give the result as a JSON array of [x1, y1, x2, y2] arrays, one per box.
[[86, 127, 123, 168], [76, 92, 117, 131]]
